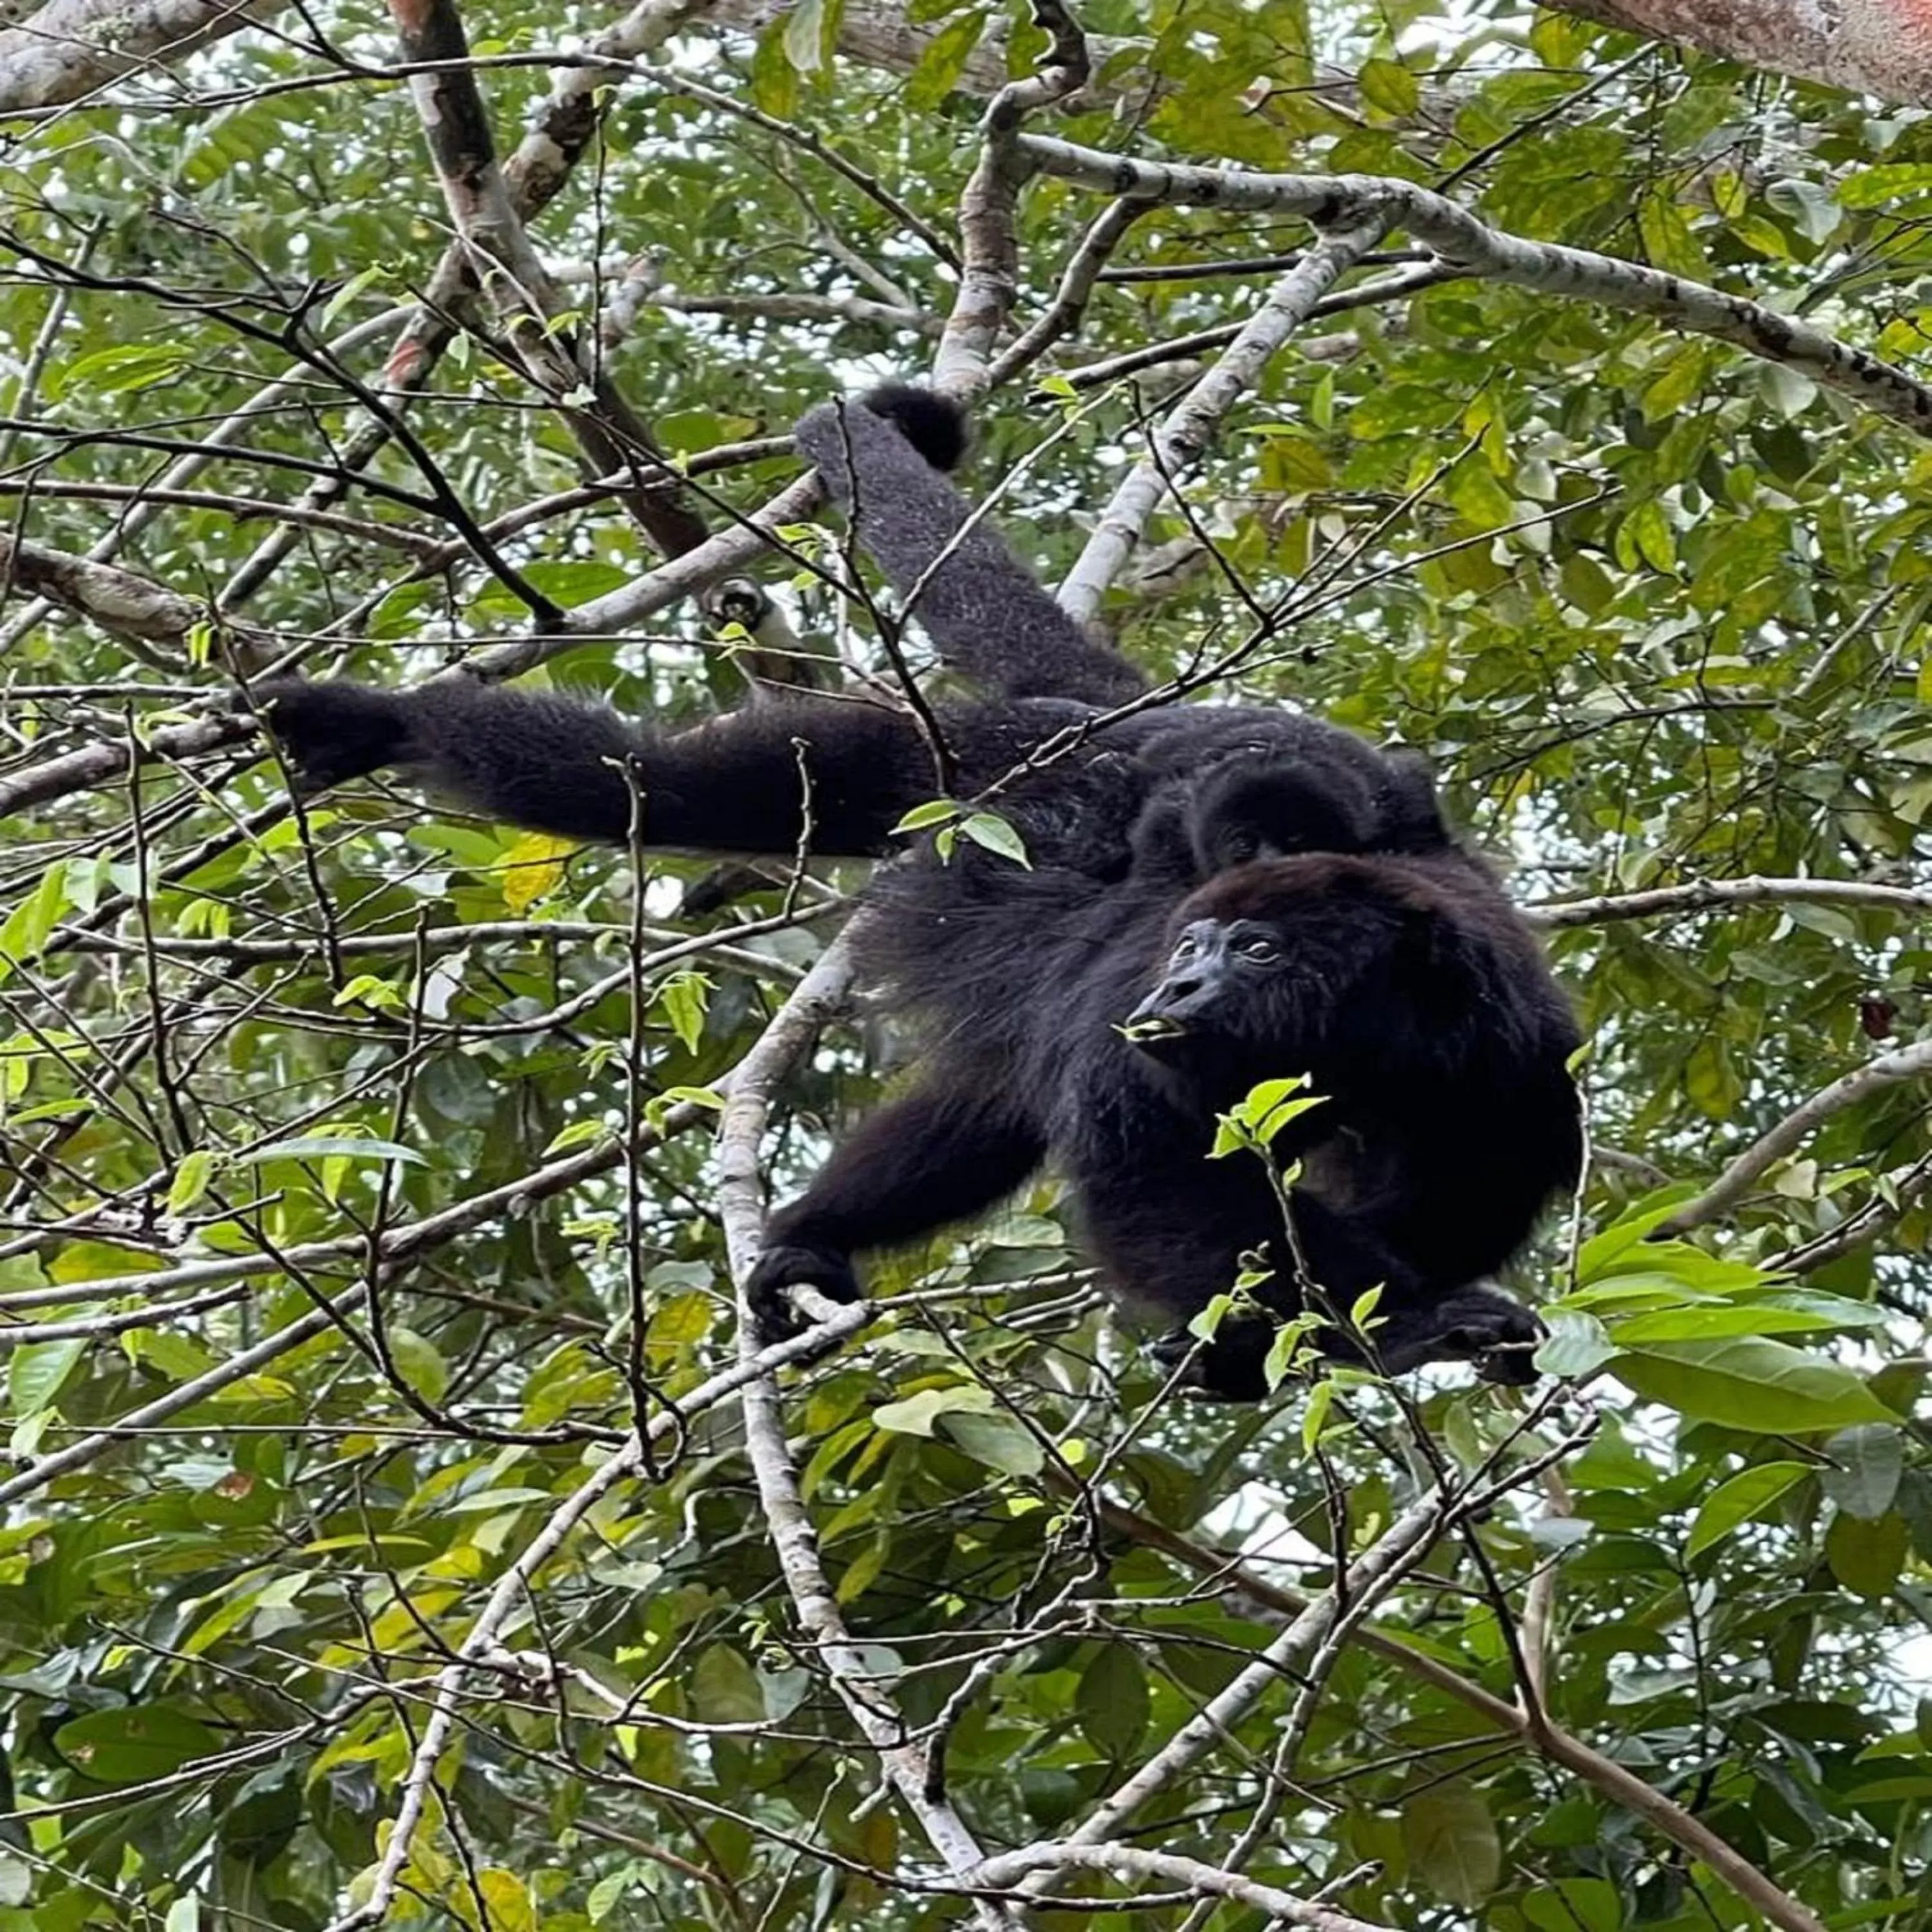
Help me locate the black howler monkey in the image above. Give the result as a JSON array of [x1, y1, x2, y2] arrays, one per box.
[[256, 385, 1580, 1396]]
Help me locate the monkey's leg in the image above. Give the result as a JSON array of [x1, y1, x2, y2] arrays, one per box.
[[1097, 1186, 1531, 1399], [252, 677, 931, 854], [749, 1076, 1046, 1341]]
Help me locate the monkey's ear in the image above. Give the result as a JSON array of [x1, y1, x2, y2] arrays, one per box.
[[858, 383, 971, 473]]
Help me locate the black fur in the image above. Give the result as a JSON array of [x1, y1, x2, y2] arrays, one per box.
[[859, 381, 971, 474], [255, 388, 1431, 869], [784, 842, 1579, 1395], [255, 384, 1580, 1394]]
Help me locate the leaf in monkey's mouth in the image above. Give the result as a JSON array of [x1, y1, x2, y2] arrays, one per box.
[[1117, 1014, 1191, 1044]]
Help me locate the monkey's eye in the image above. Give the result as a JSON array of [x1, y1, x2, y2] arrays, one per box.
[[1236, 934, 1280, 962], [1224, 835, 1257, 861], [1173, 933, 1200, 960]]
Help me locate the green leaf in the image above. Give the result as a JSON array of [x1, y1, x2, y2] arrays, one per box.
[[1300, 1376, 1336, 1449], [1253, 428, 1334, 492], [1826, 1510, 1908, 1598], [386, 1327, 450, 1403], [1077, 1643, 1149, 1756], [1617, 499, 1677, 575], [1609, 1296, 1876, 1343], [1685, 1461, 1810, 1556], [1637, 191, 1708, 278], [690, 1645, 765, 1723], [959, 812, 1031, 868], [1573, 1195, 1705, 1281], [781, 0, 836, 75], [1522, 1879, 1622, 1932], [54, 1707, 220, 1785], [905, 6, 986, 110], [0, 860, 70, 982], [892, 799, 960, 834], [1613, 1340, 1898, 1434], [1187, 1293, 1235, 1343], [1401, 1783, 1500, 1906], [1766, 176, 1842, 242], [10, 1338, 85, 1417], [1836, 162, 1932, 207], [166, 1149, 215, 1215], [940, 1410, 1044, 1477], [48, 344, 188, 400], [587, 1868, 636, 1923], [654, 969, 712, 1054], [1211, 1076, 1324, 1156], [873, 1384, 996, 1437], [1358, 56, 1419, 117], [234, 1136, 425, 1167], [1535, 1309, 1616, 1379], [1819, 1425, 1904, 1520], [319, 263, 386, 330]]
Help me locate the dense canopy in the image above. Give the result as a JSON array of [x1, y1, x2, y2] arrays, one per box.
[[1, 0, 1930, 1926]]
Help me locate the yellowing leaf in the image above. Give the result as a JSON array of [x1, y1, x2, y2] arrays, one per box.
[[1402, 1785, 1499, 1906], [473, 1868, 536, 1932], [499, 831, 577, 914]]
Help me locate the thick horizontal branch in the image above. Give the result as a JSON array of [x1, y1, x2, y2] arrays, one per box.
[[967, 1842, 1393, 1928], [1016, 135, 1932, 437], [1529, 875, 1932, 928], [1552, 0, 1932, 108], [0, 0, 274, 111], [1, 531, 235, 650]]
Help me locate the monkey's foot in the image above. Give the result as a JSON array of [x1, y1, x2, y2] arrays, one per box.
[[247, 679, 415, 793], [745, 1244, 862, 1347], [1148, 1317, 1275, 1403], [1372, 1285, 1546, 1387]]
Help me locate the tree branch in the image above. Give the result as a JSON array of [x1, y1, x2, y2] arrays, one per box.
[[1058, 221, 1385, 621], [384, 0, 708, 559], [1660, 1038, 1932, 1236], [1017, 134, 1932, 438], [1083, 1485, 1829, 1932], [1530, 874, 1932, 927]]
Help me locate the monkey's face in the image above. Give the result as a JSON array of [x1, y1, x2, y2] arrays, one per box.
[[1121, 858, 1419, 1081], [1124, 917, 1291, 1061], [1186, 764, 1374, 876]]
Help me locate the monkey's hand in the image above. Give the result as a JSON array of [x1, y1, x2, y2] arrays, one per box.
[[1148, 1316, 1276, 1403], [745, 1243, 862, 1346], [248, 679, 418, 794], [1373, 1284, 1546, 1387]]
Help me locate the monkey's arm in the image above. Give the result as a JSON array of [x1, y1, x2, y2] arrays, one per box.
[[254, 677, 929, 855], [793, 390, 1148, 710], [748, 1072, 1047, 1340]]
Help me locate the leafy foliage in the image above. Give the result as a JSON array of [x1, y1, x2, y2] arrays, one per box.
[[0, 0, 1928, 1927]]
